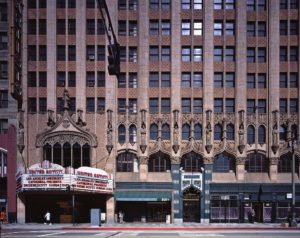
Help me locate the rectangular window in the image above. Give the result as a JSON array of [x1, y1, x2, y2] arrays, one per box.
[[214, 22, 223, 36], [129, 47, 137, 62], [57, 19, 65, 35], [98, 19, 105, 35], [161, 46, 171, 61], [290, 99, 298, 112], [194, 21, 202, 35], [182, 0, 191, 9], [225, 21, 235, 35], [68, 45, 76, 61], [182, 21, 191, 35], [28, 0, 36, 8], [225, 73, 235, 88], [290, 21, 298, 35], [214, 98, 223, 113], [129, 99, 138, 113], [161, 98, 170, 113], [68, 19, 76, 35], [118, 73, 126, 88], [214, 0, 223, 9], [86, 45, 95, 60], [39, 72, 47, 87], [193, 46, 202, 62], [118, 0, 126, 9], [97, 45, 105, 61], [280, 20, 288, 35], [28, 45, 37, 61], [225, 47, 235, 61], [69, 98, 76, 113], [39, 45, 47, 61], [161, 20, 171, 36], [247, 99, 255, 113], [39, 98, 47, 113], [280, 99, 287, 112], [28, 72, 37, 87], [97, 71, 105, 87], [247, 0, 255, 11], [161, 72, 171, 87], [0, 3, 7, 21], [97, 97, 105, 112], [257, 22, 266, 36], [118, 99, 126, 113], [247, 74, 255, 88], [86, 19, 95, 35], [214, 73, 223, 88], [226, 98, 235, 113], [118, 20, 126, 36], [194, 73, 203, 88], [149, 20, 159, 35], [247, 48, 255, 63], [149, 72, 159, 87], [39, 19, 46, 35], [257, 0, 266, 10], [57, 72, 65, 87], [28, 97, 37, 113], [68, 0, 76, 8], [280, 73, 287, 88], [258, 47, 266, 63], [225, 0, 235, 9], [129, 0, 138, 10], [57, 98, 64, 112], [57, 45, 66, 61], [181, 73, 191, 88], [290, 46, 298, 61], [149, 46, 159, 61], [129, 21, 138, 36], [182, 47, 191, 62], [0, 119, 8, 134], [149, 98, 159, 113], [258, 99, 266, 113], [150, 0, 159, 9], [258, 74, 266, 88], [247, 22, 255, 36], [280, 46, 288, 61], [57, 0, 66, 8], [0, 62, 7, 79], [86, 0, 95, 8], [280, 0, 287, 9], [86, 98, 95, 113], [214, 47, 223, 62], [290, 73, 298, 88], [194, 98, 203, 113], [129, 73, 138, 88], [182, 98, 191, 113], [0, 32, 8, 50], [120, 47, 126, 62], [68, 72, 76, 87], [86, 72, 95, 87], [0, 90, 8, 108], [290, 0, 299, 9]]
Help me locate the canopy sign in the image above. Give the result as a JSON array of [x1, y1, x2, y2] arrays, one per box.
[[16, 161, 113, 194]]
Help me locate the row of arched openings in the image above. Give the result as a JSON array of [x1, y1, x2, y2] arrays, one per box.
[[118, 124, 298, 144], [43, 142, 90, 168], [116, 151, 299, 173]]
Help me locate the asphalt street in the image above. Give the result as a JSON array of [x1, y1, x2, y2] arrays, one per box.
[[1, 229, 300, 238]]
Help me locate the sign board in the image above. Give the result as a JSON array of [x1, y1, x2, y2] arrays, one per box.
[[181, 172, 202, 191], [16, 161, 113, 194]]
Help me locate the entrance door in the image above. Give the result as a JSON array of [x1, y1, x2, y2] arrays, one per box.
[[183, 187, 200, 222]]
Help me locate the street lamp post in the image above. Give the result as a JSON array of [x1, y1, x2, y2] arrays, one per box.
[[290, 134, 298, 227]]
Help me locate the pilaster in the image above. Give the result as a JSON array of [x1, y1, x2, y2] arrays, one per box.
[[106, 196, 115, 224], [202, 157, 213, 223], [171, 159, 182, 224], [139, 156, 148, 181], [236, 157, 246, 181]]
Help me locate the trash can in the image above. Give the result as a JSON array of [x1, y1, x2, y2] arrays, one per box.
[[90, 209, 101, 226], [166, 214, 171, 224]]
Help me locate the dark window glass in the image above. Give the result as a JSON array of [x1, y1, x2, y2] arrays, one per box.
[[149, 72, 159, 87], [194, 98, 203, 113], [247, 22, 255, 36], [149, 98, 159, 113], [194, 73, 203, 88], [86, 72, 95, 87], [57, 45, 66, 61], [162, 124, 170, 140], [290, 21, 298, 35], [214, 124, 222, 140], [290, 73, 298, 88], [290, 99, 298, 112], [118, 125, 126, 144], [290, 46, 298, 61], [180, 152, 203, 172], [280, 20, 288, 35], [226, 73, 235, 87], [182, 124, 190, 140], [226, 124, 234, 140], [214, 73, 223, 88], [86, 97, 95, 113], [245, 153, 268, 173], [97, 72, 105, 87], [118, 99, 126, 113], [39, 98, 47, 113], [161, 72, 171, 87], [213, 153, 235, 172], [182, 73, 191, 88], [28, 72, 37, 87], [97, 97, 105, 112], [150, 124, 158, 140], [57, 19, 65, 35], [57, 0, 65, 8], [39, 72, 47, 87], [118, 73, 126, 88], [214, 47, 223, 62], [258, 47, 266, 63], [86, 0, 95, 8], [129, 98, 137, 113], [258, 74, 266, 88], [129, 124, 137, 143], [247, 48, 255, 63], [68, 19, 76, 35], [28, 97, 37, 113], [148, 151, 171, 172], [28, 45, 37, 61], [258, 99, 266, 113], [161, 98, 170, 113], [68, 45, 76, 61], [280, 73, 287, 88], [182, 98, 191, 113], [258, 125, 266, 144], [194, 123, 202, 140], [226, 98, 235, 113], [257, 22, 266, 36], [280, 46, 288, 61], [214, 98, 223, 113], [39, 19, 46, 35], [117, 153, 136, 172], [280, 99, 287, 112], [247, 74, 255, 88], [57, 72, 65, 87], [247, 99, 255, 113], [86, 20, 95, 35], [247, 125, 255, 144]]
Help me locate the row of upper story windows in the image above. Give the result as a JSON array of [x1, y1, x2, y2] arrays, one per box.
[[26, 0, 299, 11], [27, 18, 299, 37], [26, 70, 299, 90]]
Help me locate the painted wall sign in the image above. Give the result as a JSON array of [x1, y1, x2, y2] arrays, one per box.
[[16, 161, 113, 194]]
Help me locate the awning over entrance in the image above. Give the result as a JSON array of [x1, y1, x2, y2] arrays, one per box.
[[115, 191, 172, 202]]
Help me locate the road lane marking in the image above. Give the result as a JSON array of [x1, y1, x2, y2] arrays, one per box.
[[37, 231, 67, 237]]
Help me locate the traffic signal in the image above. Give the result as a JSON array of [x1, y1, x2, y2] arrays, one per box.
[[107, 43, 120, 76]]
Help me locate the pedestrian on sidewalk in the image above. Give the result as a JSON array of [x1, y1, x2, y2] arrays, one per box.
[[0, 209, 6, 224], [44, 211, 51, 225]]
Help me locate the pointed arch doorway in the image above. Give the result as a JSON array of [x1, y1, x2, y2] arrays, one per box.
[[183, 186, 201, 222]]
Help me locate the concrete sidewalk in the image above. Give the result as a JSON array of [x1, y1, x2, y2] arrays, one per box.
[[2, 222, 299, 231]]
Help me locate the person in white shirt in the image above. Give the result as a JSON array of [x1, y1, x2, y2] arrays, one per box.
[[44, 211, 51, 225]]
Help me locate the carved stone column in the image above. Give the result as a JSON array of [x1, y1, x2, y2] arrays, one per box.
[[236, 157, 245, 181], [139, 156, 149, 181], [269, 157, 279, 182]]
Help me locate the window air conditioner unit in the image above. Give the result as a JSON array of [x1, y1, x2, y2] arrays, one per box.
[[88, 55, 95, 61]]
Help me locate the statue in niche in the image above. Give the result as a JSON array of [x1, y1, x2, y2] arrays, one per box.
[[206, 110, 212, 145], [76, 109, 86, 127], [272, 123, 278, 146], [47, 109, 55, 127], [238, 110, 245, 145], [63, 89, 70, 110]]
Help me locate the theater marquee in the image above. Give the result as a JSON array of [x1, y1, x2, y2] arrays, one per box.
[[16, 161, 113, 194]]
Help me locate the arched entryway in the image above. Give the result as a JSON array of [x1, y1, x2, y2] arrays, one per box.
[[183, 186, 200, 222]]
